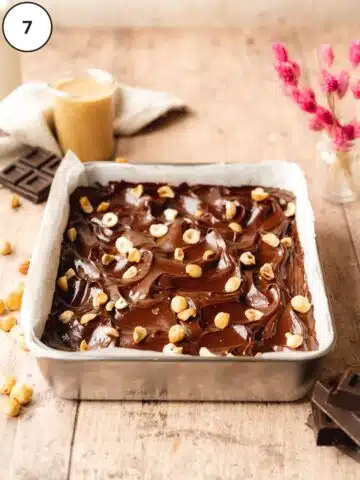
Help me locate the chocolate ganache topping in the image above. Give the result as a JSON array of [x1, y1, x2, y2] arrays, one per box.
[[42, 182, 318, 356]]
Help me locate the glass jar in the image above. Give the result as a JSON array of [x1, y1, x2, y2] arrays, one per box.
[[316, 133, 359, 204]]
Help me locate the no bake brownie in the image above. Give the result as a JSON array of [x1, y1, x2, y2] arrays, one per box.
[[42, 182, 318, 356]]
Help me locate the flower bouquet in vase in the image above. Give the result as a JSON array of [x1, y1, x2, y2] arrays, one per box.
[[273, 41, 360, 204]]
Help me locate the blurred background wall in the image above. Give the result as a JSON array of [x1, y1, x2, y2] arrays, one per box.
[[40, 0, 359, 27]]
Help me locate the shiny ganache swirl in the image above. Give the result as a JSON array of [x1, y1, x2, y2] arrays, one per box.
[[42, 182, 318, 355]]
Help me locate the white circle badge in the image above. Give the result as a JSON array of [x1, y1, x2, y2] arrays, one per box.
[[2, 2, 52, 52]]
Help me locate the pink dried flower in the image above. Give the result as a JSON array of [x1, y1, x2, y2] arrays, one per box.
[[315, 106, 334, 126], [309, 116, 324, 131], [333, 126, 353, 151], [349, 41, 360, 68], [291, 87, 317, 113], [342, 123, 356, 141], [275, 61, 299, 86], [351, 79, 360, 99], [321, 69, 339, 93], [320, 44, 334, 67], [347, 121, 360, 138], [272, 43, 288, 63], [336, 70, 350, 98]]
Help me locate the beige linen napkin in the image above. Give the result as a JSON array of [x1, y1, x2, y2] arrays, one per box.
[[0, 81, 186, 158]]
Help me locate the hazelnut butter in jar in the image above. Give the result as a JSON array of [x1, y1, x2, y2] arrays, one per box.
[[51, 69, 116, 162]]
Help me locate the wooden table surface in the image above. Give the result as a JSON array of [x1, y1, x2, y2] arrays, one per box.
[[0, 26, 359, 480]]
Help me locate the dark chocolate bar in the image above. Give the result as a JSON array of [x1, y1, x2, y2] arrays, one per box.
[[0, 148, 61, 203], [329, 366, 360, 411], [312, 377, 360, 447]]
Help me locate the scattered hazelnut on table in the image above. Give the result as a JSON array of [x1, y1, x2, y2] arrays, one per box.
[[9, 325, 28, 351], [0, 299, 5, 315], [150, 223, 168, 238], [0, 315, 17, 332], [229, 222, 243, 233], [177, 307, 196, 321], [225, 200, 237, 220], [129, 184, 144, 198], [10, 382, 33, 405], [259, 263, 275, 281], [18, 259, 30, 275], [59, 310, 74, 324], [168, 324, 186, 344], [182, 228, 200, 244], [170, 295, 188, 313], [133, 326, 148, 344], [157, 185, 175, 198], [122, 266, 138, 279], [291, 295, 311, 314], [102, 212, 118, 228], [251, 187, 269, 202], [10, 195, 21, 209], [244, 309, 264, 323], [2, 397, 20, 417], [240, 251, 256, 266], [96, 201, 110, 213], [164, 208, 178, 222], [127, 248, 141, 263], [285, 332, 304, 349], [214, 312, 230, 330], [79, 196, 93, 214], [0, 240, 12, 256], [281, 237, 293, 247], [185, 264, 203, 278], [284, 202, 296, 218], [174, 247, 185, 262], [262, 233, 280, 248], [0, 375, 16, 395], [116, 236, 133, 254], [67, 227, 77, 242], [5, 291, 22, 311], [224, 276, 241, 293]]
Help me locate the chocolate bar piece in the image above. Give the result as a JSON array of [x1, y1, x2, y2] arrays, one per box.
[[329, 366, 360, 411], [312, 377, 360, 447], [307, 404, 356, 446], [0, 148, 61, 203]]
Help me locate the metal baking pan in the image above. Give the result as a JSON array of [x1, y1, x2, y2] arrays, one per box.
[[20, 155, 335, 401]]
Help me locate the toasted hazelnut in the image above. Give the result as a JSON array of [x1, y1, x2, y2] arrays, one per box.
[[10, 382, 33, 405], [224, 276, 241, 293], [0, 240, 12, 256], [19, 259, 30, 275], [174, 247, 185, 262], [291, 295, 311, 314], [133, 326, 148, 344], [0, 315, 17, 332], [182, 228, 200, 244], [251, 187, 269, 202], [79, 340, 88, 351], [185, 264, 203, 278], [150, 224, 168, 238], [229, 222, 243, 233], [0, 376, 16, 395], [115, 156, 128, 163], [9, 325, 27, 351], [5, 291, 22, 311], [2, 398, 20, 417], [79, 196, 93, 214], [225, 200, 237, 220], [0, 299, 5, 315], [262, 233, 280, 248], [80, 313, 98, 325], [128, 248, 141, 263], [214, 311, 230, 330], [164, 208, 178, 222], [281, 237, 293, 248], [260, 263, 275, 281], [93, 292, 108, 308], [67, 227, 77, 242], [244, 309, 264, 323], [285, 332, 304, 349], [96, 201, 110, 213], [199, 347, 216, 357], [194, 209, 203, 218], [115, 236, 133, 254], [158, 185, 175, 198], [163, 343, 183, 354], [59, 310, 74, 324], [177, 307, 196, 321], [122, 266, 138, 279], [57, 276, 68, 292], [129, 184, 144, 198], [104, 326, 119, 337], [284, 202, 296, 218], [168, 324, 186, 344], [203, 249, 215, 261], [170, 295, 188, 313], [101, 253, 116, 266], [11, 195, 21, 209], [240, 251, 256, 266], [105, 301, 115, 312], [65, 268, 76, 279], [115, 296, 128, 310], [102, 212, 118, 228]]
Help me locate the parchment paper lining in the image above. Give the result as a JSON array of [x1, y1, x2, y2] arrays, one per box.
[[20, 152, 335, 361]]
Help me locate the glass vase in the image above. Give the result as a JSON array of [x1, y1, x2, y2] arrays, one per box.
[[317, 134, 359, 204]]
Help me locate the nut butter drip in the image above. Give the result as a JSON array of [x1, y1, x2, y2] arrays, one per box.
[[42, 183, 318, 356]]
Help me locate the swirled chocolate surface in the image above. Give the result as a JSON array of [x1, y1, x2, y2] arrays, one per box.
[[42, 182, 318, 356]]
